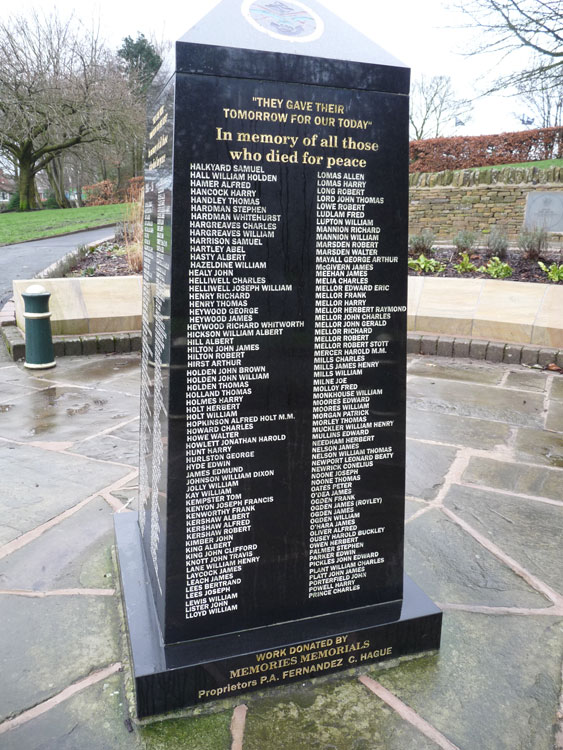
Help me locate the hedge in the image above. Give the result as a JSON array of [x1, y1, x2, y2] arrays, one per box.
[[83, 176, 144, 206], [409, 127, 563, 173]]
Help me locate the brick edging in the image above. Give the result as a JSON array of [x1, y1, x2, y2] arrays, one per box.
[[1, 326, 141, 361], [3, 325, 561, 367], [407, 333, 563, 367]]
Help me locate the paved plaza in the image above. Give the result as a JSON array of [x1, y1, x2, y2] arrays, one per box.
[[0, 351, 561, 749]]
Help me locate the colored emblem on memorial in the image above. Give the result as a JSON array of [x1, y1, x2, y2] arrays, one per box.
[[242, 0, 324, 42]]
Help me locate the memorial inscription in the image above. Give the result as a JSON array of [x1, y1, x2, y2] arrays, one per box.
[[115, 0, 442, 718], [524, 192, 563, 232]]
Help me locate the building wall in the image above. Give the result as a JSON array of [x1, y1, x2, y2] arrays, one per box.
[[408, 167, 563, 243]]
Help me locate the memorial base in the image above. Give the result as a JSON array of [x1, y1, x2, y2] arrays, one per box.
[[115, 512, 442, 719]]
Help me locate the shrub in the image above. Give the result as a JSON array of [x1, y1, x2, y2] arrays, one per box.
[[410, 126, 563, 173], [408, 254, 445, 274], [83, 180, 119, 206], [478, 257, 513, 278], [454, 253, 478, 274], [453, 230, 479, 253], [487, 227, 509, 259], [538, 261, 563, 282], [42, 192, 60, 210], [127, 176, 144, 203], [6, 191, 20, 212], [409, 229, 436, 254], [117, 190, 144, 274], [518, 226, 548, 261]]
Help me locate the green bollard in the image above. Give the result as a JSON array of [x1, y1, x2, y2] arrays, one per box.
[[22, 284, 56, 370]]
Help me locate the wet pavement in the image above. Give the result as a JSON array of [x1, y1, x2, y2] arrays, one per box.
[[0, 352, 561, 749]]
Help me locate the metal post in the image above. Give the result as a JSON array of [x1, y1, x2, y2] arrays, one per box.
[[22, 284, 56, 370]]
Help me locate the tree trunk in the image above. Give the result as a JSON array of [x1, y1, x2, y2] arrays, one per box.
[[46, 158, 71, 208], [32, 180, 42, 209], [18, 158, 35, 211], [75, 166, 84, 207]]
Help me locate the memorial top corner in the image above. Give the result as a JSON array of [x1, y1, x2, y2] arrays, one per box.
[[175, 0, 409, 94]]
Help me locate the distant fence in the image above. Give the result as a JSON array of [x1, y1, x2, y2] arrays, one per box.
[[409, 127, 563, 173]]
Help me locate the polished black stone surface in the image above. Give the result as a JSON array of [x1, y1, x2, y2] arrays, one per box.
[[117, 0, 441, 719], [160, 72, 409, 645], [115, 512, 442, 719]]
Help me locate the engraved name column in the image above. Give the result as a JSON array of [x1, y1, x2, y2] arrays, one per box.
[[185, 163, 299, 623], [309, 170, 398, 599]]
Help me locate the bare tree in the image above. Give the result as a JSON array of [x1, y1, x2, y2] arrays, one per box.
[[458, 0, 563, 86], [0, 11, 140, 210], [516, 59, 563, 127], [410, 75, 472, 140]]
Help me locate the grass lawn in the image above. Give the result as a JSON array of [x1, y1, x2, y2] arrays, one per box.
[[467, 158, 563, 173], [0, 203, 129, 246]]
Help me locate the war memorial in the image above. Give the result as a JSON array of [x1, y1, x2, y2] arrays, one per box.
[[114, 0, 442, 718]]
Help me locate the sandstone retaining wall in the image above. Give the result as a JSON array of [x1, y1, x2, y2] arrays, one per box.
[[408, 167, 563, 243]]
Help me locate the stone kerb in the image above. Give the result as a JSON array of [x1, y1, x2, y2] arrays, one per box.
[[408, 276, 563, 349], [4, 275, 561, 365], [12, 276, 142, 336]]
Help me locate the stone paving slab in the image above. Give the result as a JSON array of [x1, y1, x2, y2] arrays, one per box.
[[504, 369, 549, 392], [546, 399, 563, 432], [0, 674, 132, 750], [0, 352, 561, 749], [70, 434, 140, 466], [405, 499, 423, 521], [405, 440, 458, 501], [405, 509, 549, 609], [33, 354, 141, 394], [0, 443, 129, 543], [0, 368, 41, 402], [407, 375, 546, 427], [444, 484, 563, 597], [513, 425, 563, 468], [0, 595, 120, 722], [110, 418, 140, 441], [463, 455, 563, 503], [0, 384, 138, 443], [552, 377, 563, 401], [373, 612, 563, 750], [0, 497, 115, 591], [406, 408, 511, 450], [241, 680, 440, 750], [140, 711, 232, 750], [407, 358, 504, 385]]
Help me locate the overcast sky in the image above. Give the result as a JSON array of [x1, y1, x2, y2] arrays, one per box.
[[17, 0, 535, 136]]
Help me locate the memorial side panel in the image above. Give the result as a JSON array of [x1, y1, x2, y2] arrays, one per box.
[[139, 77, 174, 630], [164, 73, 408, 643]]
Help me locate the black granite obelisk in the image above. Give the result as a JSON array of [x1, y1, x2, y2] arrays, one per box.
[[115, 0, 441, 718]]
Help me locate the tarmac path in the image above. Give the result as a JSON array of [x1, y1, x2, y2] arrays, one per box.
[[0, 226, 116, 308]]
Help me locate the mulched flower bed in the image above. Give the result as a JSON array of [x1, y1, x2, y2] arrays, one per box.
[[65, 241, 137, 277], [67, 241, 561, 284], [408, 246, 563, 283]]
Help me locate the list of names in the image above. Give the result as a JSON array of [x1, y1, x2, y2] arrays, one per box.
[[185, 163, 300, 620], [308, 171, 401, 598]]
